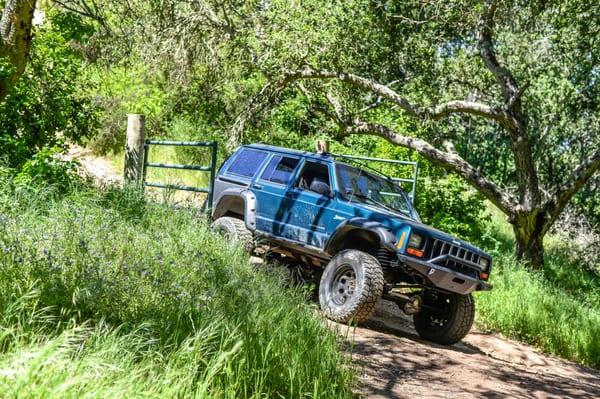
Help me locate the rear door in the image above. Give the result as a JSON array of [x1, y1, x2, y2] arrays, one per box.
[[253, 154, 301, 236]]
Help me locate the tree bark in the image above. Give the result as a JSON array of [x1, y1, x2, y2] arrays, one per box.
[[0, 0, 37, 101], [514, 225, 545, 269], [510, 208, 548, 270]]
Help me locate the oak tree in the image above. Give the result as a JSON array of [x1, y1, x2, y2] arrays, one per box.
[[270, 0, 600, 268]]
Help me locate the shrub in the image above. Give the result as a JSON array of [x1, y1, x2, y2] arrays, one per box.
[[13, 147, 81, 191]]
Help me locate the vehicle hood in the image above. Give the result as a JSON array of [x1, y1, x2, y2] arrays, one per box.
[[352, 202, 488, 256]]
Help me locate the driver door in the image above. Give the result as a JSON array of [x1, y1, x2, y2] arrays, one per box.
[[283, 160, 340, 248]]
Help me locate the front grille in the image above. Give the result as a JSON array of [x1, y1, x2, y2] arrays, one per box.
[[425, 238, 480, 278]]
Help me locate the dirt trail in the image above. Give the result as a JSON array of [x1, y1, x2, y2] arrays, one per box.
[[63, 146, 122, 186], [334, 300, 600, 399], [70, 146, 600, 398]]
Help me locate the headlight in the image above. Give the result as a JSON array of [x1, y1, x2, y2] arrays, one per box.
[[479, 257, 489, 269], [408, 233, 423, 249]]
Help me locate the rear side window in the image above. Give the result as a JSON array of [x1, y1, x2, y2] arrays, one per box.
[[260, 156, 300, 184], [227, 148, 268, 178]]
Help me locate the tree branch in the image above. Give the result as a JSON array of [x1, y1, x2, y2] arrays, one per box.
[[53, 0, 110, 31], [476, 0, 521, 107], [475, 1, 540, 207], [342, 118, 517, 215], [284, 68, 517, 130], [545, 147, 600, 230], [294, 83, 343, 127], [323, 91, 350, 126]]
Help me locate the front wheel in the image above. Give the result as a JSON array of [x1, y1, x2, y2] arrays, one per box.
[[319, 250, 384, 324], [413, 291, 475, 345]]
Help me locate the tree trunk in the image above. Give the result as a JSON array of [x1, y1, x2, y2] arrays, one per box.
[[0, 0, 37, 101], [514, 228, 544, 269], [511, 209, 547, 270]]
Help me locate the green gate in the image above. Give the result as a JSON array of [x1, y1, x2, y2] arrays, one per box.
[[142, 140, 218, 210]]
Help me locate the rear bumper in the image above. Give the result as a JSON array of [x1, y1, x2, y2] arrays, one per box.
[[397, 254, 492, 295]]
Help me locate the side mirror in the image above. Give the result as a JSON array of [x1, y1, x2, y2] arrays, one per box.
[[309, 180, 332, 197]]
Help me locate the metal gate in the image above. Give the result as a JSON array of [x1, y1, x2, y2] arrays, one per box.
[[141, 140, 218, 210], [333, 154, 419, 203]]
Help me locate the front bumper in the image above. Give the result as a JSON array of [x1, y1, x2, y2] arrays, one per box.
[[397, 254, 492, 295]]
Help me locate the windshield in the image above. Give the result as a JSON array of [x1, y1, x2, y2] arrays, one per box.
[[335, 163, 418, 219]]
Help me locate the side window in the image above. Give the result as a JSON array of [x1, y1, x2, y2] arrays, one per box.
[[227, 149, 268, 178], [260, 156, 300, 184], [296, 161, 331, 195]]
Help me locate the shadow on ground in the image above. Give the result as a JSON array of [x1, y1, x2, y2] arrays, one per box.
[[334, 300, 600, 399]]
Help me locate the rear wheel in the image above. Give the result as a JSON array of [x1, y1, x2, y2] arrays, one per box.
[[319, 250, 384, 323], [413, 291, 475, 345], [212, 216, 254, 252]]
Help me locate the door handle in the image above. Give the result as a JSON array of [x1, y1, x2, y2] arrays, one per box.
[[253, 183, 263, 190]]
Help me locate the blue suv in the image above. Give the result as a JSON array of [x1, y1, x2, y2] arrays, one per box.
[[211, 144, 492, 344]]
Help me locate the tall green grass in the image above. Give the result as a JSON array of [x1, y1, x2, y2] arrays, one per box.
[[0, 181, 355, 398], [475, 208, 600, 368]]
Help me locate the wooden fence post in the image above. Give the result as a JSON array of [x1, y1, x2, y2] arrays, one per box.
[[124, 114, 146, 186]]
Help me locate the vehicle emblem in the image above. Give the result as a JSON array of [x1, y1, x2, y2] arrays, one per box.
[[333, 215, 345, 221], [452, 239, 461, 246], [428, 268, 435, 275]]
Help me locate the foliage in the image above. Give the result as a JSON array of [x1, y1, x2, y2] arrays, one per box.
[[56, 0, 600, 267], [13, 146, 81, 191], [88, 64, 172, 154], [417, 175, 489, 243], [0, 180, 355, 398], [0, 9, 99, 168]]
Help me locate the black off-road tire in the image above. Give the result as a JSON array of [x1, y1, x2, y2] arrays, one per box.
[[413, 291, 475, 345], [212, 216, 254, 252], [319, 250, 384, 324]]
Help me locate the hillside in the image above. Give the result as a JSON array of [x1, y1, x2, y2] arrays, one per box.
[[0, 180, 354, 398]]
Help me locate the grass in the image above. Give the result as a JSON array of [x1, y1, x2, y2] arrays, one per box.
[[0, 180, 355, 398], [474, 206, 600, 368]]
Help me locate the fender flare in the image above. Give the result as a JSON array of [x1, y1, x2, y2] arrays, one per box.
[[212, 188, 257, 232], [324, 217, 397, 255]]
